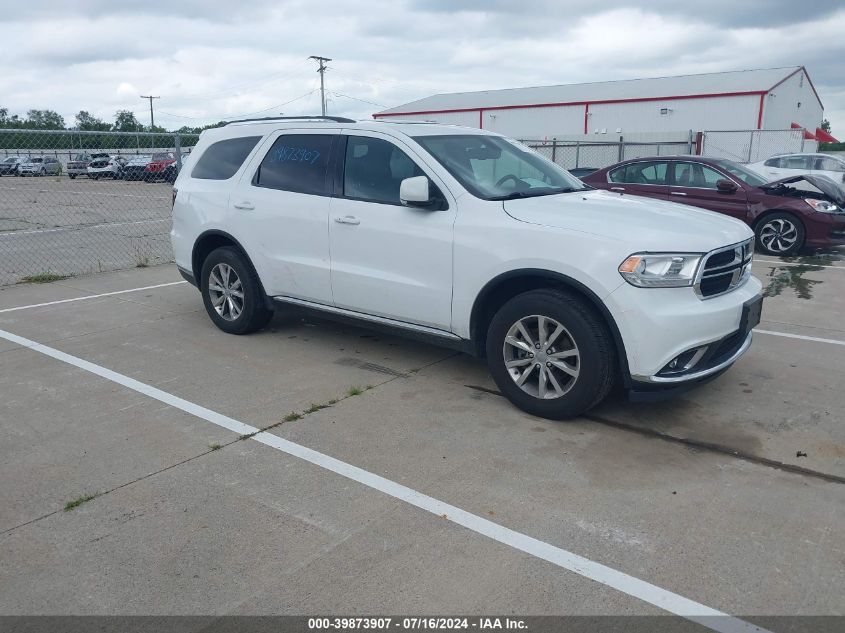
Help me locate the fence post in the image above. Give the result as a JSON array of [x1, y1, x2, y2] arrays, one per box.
[[687, 129, 694, 154], [551, 138, 556, 164], [575, 141, 580, 168], [174, 134, 183, 171], [618, 136, 624, 162]]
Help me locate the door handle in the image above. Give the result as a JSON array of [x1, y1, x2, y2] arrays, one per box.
[[610, 187, 625, 192], [334, 215, 360, 225], [670, 191, 687, 196], [233, 201, 254, 210]]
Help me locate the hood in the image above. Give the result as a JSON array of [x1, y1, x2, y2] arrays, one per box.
[[761, 174, 845, 206], [503, 189, 752, 252]]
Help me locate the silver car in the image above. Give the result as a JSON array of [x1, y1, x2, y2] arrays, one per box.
[[18, 156, 62, 176]]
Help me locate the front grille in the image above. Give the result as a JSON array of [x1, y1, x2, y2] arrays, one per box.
[[695, 238, 753, 299]]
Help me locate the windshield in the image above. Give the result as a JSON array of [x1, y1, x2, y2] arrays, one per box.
[[414, 134, 587, 200], [3, 157, 17, 163], [29, 158, 43, 163], [710, 159, 767, 187]]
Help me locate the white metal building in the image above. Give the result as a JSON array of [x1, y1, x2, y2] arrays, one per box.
[[373, 67, 824, 140]]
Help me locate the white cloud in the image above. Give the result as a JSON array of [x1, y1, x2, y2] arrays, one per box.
[[1, 2, 843, 135]]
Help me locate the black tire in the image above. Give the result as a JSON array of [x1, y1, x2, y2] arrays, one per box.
[[68, 174, 76, 180], [39, 168, 46, 177], [200, 246, 273, 335], [485, 289, 615, 420], [755, 212, 805, 256]]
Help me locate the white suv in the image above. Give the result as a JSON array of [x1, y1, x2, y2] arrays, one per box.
[[171, 116, 763, 419]]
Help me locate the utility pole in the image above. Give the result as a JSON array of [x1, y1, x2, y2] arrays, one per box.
[[308, 56, 331, 116], [140, 95, 160, 130]]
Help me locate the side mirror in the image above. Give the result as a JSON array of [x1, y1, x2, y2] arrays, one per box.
[[399, 176, 432, 207], [716, 179, 737, 193]]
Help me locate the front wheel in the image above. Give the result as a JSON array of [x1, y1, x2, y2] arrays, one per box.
[[68, 174, 76, 180], [486, 289, 615, 419], [39, 168, 46, 176], [200, 247, 273, 335], [755, 212, 804, 256]]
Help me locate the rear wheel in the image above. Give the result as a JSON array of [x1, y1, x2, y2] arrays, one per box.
[[200, 247, 273, 335], [485, 289, 615, 420], [755, 212, 804, 256], [68, 174, 76, 179]]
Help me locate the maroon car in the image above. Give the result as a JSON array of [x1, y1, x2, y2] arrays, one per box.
[[582, 156, 845, 255]]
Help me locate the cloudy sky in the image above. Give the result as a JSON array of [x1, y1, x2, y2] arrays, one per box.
[[3, 1, 844, 133]]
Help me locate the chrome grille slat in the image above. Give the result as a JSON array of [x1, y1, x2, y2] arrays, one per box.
[[694, 238, 753, 299]]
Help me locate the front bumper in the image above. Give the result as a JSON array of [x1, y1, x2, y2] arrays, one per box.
[[805, 212, 845, 248], [607, 274, 763, 383]]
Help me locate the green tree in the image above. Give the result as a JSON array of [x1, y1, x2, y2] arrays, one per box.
[[25, 109, 65, 129], [821, 119, 831, 133], [112, 109, 141, 132], [74, 110, 110, 131]]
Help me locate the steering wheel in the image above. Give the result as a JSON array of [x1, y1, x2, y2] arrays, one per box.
[[495, 174, 521, 188]]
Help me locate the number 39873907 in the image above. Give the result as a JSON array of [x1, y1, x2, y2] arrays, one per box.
[[273, 145, 321, 165]]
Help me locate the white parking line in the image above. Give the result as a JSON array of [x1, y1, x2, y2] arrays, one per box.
[[0, 184, 169, 201], [0, 281, 187, 314], [755, 328, 845, 347], [753, 258, 843, 270], [0, 218, 168, 238], [0, 325, 768, 633]]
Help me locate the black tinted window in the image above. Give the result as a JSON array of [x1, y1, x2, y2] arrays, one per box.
[[254, 134, 333, 195], [344, 136, 425, 204], [191, 137, 260, 180]]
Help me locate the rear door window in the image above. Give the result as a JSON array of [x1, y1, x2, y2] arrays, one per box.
[[608, 161, 667, 185], [253, 134, 334, 195], [191, 136, 261, 180]]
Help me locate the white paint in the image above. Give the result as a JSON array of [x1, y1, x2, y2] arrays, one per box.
[[0, 281, 187, 314], [755, 329, 845, 347], [0, 325, 769, 633], [0, 218, 168, 238]]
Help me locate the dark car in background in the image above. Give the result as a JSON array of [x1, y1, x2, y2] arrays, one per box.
[[582, 156, 845, 255], [0, 156, 23, 176], [121, 155, 153, 181]]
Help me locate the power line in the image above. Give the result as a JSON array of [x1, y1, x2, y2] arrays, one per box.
[[327, 90, 387, 108], [156, 88, 319, 122], [164, 63, 311, 102], [308, 56, 332, 116]]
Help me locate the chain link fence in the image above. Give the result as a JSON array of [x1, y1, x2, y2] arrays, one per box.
[[520, 137, 695, 171], [700, 129, 815, 163], [0, 129, 197, 286]]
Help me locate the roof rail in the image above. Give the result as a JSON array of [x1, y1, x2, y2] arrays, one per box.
[[223, 115, 356, 125]]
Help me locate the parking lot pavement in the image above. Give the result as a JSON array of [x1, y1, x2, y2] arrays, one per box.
[[0, 178, 172, 284], [1, 264, 843, 624]]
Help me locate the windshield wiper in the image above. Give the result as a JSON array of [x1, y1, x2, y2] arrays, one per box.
[[489, 187, 582, 201]]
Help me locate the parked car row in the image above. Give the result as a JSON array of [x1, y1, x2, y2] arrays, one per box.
[[1, 152, 188, 183], [581, 154, 845, 256], [0, 155, 63, 176]]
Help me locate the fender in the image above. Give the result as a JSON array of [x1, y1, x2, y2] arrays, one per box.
[[469, 268, 631, 386]]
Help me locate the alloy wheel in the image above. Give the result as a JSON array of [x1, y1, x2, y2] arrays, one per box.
[[759, 218, 798, 254], [208, 263, 244, 321], [502, 314, 580, 399]]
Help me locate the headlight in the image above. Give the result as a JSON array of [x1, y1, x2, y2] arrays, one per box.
[[804, 198, 840, 213], [618, 253, 702, 288]]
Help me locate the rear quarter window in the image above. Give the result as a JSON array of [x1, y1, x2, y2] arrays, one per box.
[[191, 136, 262, 180]]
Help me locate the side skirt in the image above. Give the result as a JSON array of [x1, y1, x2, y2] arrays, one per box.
[[271, 296, 475, 355]]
